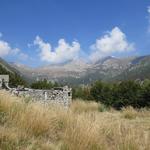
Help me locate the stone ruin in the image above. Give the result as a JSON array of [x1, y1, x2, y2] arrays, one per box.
[[0, 75, 72, 107], [0, 75, 10, 89]]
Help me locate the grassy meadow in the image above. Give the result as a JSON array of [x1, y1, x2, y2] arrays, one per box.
[[0, 90, 150, 150]]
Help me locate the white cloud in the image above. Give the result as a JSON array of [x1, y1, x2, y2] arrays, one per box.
[[90, 27, 135, 61], [0, 36, 28, 60], [19, 53, 28, 60], [11, 48, 20, 55], [0, 33, 12, 57], [34, 36, 81, 64], [10, 48, 28, 60], [0, 40, 12, 57]]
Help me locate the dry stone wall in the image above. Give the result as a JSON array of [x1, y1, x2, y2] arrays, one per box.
[[0, 75, 9, 89], [0, 75, 72, 107], [13, 86, 72, 107]]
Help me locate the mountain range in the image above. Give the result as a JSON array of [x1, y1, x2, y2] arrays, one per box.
[[7, 55, 150, 85]]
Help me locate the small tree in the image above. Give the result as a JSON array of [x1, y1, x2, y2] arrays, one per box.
[[140, 80, 150, 107], [112, 81, 141, 109], [31, 80, 59, 89], [90, 81, 113, 105], [72, 86, 92, 100]]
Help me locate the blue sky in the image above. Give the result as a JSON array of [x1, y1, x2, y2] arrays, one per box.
[[0, 0, 150, 67]]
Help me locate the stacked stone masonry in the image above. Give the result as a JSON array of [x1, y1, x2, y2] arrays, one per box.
[[0, 75, 72, 107]]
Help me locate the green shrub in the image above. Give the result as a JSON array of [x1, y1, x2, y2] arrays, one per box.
[[73, 79, 150, 109], [31, 79, 59, 89]]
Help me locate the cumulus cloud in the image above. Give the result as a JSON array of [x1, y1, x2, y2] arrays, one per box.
[[0, 40, 12, 57], [34, 36, 81, 64], [90, 27, 135, 61], [0, 33, 10, 57], [0, 34, 28, 59], [19, 53, 29, 60]]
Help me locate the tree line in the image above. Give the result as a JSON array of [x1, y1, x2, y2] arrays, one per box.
[[31, 79, 60, 89], [1, 63, 149, 109], [30, 79, 150, 109], [73, 80, 150, 109]]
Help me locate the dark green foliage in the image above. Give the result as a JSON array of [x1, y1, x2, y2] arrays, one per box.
[[0, 65, 26, 87], [72, 86, 92, 100], [139, 80, 150, 107], [73, 80, 150, 109], [111, 81, 141, 109], [90, 81, 113, 105], [31, 79, 59, 89]]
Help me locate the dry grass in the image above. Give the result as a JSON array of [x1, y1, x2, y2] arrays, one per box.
[[122, 106, 139, 119], [0, 90, 150, 150], [70, 99, 101, 113]]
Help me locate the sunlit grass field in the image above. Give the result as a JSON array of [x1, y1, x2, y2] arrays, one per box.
[[0, 91, 150, 150]]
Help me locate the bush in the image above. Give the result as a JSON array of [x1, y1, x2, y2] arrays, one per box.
[[112, 81, 141, 109], [74, 80, 150, 109], [90, 81, 113, 105], [140, 81, 150, 107], [72, 86, 93, 100], [31, 79, 59, 89]]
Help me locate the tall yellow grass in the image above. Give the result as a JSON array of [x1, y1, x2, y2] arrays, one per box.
[[0, 90, 150, 150]]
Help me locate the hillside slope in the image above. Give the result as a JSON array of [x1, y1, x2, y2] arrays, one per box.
[[112, 55, 150, 81], [0, 58, 26, 87], [10, 55, 150, 85]]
